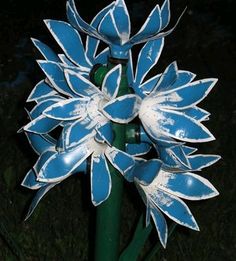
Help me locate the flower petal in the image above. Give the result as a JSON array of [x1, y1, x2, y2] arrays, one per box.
[[37, 144, 91, 182], [134, 159, 162, 186], [33, 150, 56, 175], [23, 115, 61, 134], [182, 107, 210, 122], [148, 188, 199, 230], [64, 69, 99, 97], [21, 169, 46, 190], [30, 98, 62, 119], [37, 60, 76, 97], [188, 154, 221, 170], [44, 19, 92, 68], [160, 0, 170, 30], [140, 74, 161, 94], [134, 38, 164, 87], [142, 108, 215, 143], [125, 143, 152, 156], [102, 94, 141, 123], [91, 154, 111, 206], [65, 119, 95, 149], [27, 80, 57, 102], [156, 145, 190, 169], [158, 171, 219, 200], [31, 38, 60, 62], [150, 204, 168, 248], [25, 132, 55, 155], [105, 146, 135, 174], [94, 47, 109, 64], [170, 70, 196, 90], [130, 5, 161, 43], [98, 11, 121, 44], [66, 0, 108, 41], [43, 98, 88, 121], [102, 65, 121, 99], [152, 61, 178, 93], [85, 3, 114, 60], [96, 121, 113, 146], [25, 183, 59, 220], [112, 0, 131, 44], [159, 79, 218, 109], [127, 50, 134, 87], [182, 146, 198, 155]]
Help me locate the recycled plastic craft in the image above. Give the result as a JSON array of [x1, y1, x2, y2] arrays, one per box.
[[20, 0, 220, 258]]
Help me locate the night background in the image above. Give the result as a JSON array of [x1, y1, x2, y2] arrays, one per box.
[[0, 0, 235, 260]]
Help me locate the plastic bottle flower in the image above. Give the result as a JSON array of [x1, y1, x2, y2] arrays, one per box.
[[21, 58, 142, 218], [66, 0, 184, 59], [19, 0, 220, 252], [124, 159, 219, 247]]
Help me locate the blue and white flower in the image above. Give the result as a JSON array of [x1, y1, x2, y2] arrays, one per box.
[[66, 0, 185, 59]]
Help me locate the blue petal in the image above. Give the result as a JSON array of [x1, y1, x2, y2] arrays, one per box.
[[43, 98, 88, 120], [105, 147, 135, 174], [25, 132, 55, 155], [30, 98, 62, 119], [58, 54, 75, 66], [65, 120, 95, 149], [44, 19, 92, 68], [64, 69, 99, 97], [150, 205, 168, 248], [159, 172, 219, 200], [134, 38, 164, 91], [160, 79, 218, 109], [126, 143, 152, 156], [160, 0, 170, 30], [170, 70, 196, 90], [140, 74, 161, 94], [91, 154, 111, 206], [31, 38, 60, 62], [134, 159, 162, 186], [38, 144, 91, 182], [102, 65, 121, 99], [25, 183, 58, 220], [112, 0, 130, 44], [85, 3, 114, 60], [127, 50, 134, 87], [188, 154, 221, 170], [27, 80, 57, 102], [37, 60, 76, 97], [67, 0, 106, 40], [98, 11, 120, 44], [182, 146, 198, 155], [149, 189, 199, 230], [139, 8, 186, 43], [96, 121, 113, 146], [24, 115, 61, 134], [33, 150, 56, 174], [130, 5, 161, 43], [156, 145, 189, 169], [94, 47, 109, 64], [182, 107, 210, 122], [152, 61, 178, 92], [152, 108, 215, 142], [102, 94, 141, 123], [21, 169, 46, 190]]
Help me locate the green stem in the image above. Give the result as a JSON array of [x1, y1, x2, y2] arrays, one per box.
[[94, 60, 129, 261], [119, 214, 153, 261]]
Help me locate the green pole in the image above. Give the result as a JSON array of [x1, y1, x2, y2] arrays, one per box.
[[93, 59, 130, 261]]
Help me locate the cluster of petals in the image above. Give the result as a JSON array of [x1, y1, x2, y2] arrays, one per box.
[[20, 0, 220, 247]]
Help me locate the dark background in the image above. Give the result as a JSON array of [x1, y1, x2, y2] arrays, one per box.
[[0, 0, 235, 260]]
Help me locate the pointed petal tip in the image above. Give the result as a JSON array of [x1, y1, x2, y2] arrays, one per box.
[[17, 127, 24, 134]]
